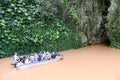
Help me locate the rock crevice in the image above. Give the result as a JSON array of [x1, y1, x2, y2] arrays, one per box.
[[80, 0, 112, 46]]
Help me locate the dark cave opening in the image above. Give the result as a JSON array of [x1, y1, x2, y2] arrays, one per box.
[[99, 0, 111, 45]]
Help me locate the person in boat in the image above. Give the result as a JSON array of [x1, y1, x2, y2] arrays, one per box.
[[20, 56, 26, 63], [25, 56, 31, 64], [29, 53, 35, 63], [46, 51, 51, 59], [14, 52, 20, 61], [51, 52, 61, 59], [15, 60, 24, 67], [42, 51, 51, 60], [11, 52, 20, 66], [34, 52, 39, 62], [38, 54, 43, 61], [13, 56, 26, 67], [15, 55, 31, 66], [51, 52, 56, 59]]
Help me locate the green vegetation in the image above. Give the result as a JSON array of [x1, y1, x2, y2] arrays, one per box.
[[108, 22, 120, 48], [0, 0, 82, 58], [0, 0, 120, 58], [107, 4, 120, 48]]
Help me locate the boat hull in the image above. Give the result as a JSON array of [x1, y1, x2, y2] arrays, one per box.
[[16, 55, 63, 70]]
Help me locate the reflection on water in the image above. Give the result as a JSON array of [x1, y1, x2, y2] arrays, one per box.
[[0, 44, 120, 80]]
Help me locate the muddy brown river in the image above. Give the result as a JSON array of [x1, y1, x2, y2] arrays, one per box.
[[0, 44, 120, 80]]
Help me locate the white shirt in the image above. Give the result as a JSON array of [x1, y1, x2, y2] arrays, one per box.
[[30, 56, 34, 62], [25, 58, 31, 64], [43, 52, 51, 60], [34, 54, 39, 61], [14, 55, 19, 61]]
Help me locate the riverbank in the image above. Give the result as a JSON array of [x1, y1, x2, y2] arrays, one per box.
[[0, 44, 120, 80]]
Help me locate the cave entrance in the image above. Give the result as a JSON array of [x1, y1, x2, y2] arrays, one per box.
[[98, 0, 111, 45]]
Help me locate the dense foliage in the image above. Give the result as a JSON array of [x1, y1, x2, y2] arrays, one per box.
[[108, 22, 120, 48], [0, 0, 120, 58], [107, 2, 120, 48], [0, 0, 82, 58]]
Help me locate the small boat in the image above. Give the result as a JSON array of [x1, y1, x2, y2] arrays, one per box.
[[16, 55, 63, 70]]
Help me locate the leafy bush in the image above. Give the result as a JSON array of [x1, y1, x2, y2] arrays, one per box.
[[107, 22, 120, 48], [0, 0, 83, 58], [107, 5, 120, 49]]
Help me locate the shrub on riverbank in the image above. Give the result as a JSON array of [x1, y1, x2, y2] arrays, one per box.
[[107, 22, 120, 48], [107, 3, 120, 49], [0, 0, 82, 58]]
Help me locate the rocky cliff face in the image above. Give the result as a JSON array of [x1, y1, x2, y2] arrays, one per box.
[[79, 0, 119, 46]]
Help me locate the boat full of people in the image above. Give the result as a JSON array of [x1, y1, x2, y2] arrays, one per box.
[[11, 52, 63, 70]]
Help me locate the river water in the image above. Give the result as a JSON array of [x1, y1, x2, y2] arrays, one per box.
[[0, 44, 120, 80]]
